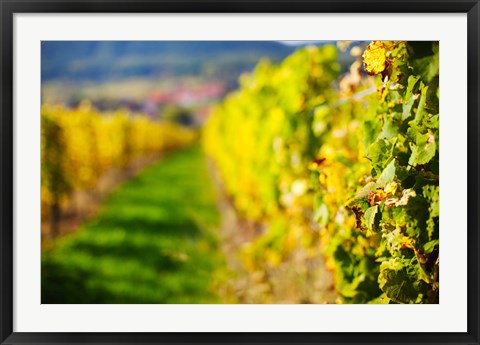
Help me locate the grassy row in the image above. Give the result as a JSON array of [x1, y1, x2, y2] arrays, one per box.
[[42, 147, 225, 304]]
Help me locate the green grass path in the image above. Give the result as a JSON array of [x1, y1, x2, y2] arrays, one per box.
[[42, 146, 225, 303]]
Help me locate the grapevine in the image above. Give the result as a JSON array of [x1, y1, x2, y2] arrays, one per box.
[[204, 41, 439, 303], [42, 102, 196, 235]]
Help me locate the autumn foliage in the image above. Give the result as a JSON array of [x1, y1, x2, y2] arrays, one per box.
[[204, 41, 439, 303]]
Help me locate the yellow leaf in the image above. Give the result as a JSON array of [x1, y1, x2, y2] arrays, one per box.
[[363, 41, 387, 75], [383, 181, 398, 196]]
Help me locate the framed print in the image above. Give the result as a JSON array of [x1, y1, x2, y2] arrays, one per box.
[[1, 1, 479, 344]]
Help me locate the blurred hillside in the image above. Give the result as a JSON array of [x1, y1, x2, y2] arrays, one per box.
[[41, 41, 295, 83]]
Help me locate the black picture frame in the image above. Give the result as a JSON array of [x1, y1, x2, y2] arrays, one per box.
[[1, 1, 479, 344]]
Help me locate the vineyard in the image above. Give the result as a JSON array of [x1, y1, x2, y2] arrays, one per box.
[[204, 41, 439, 303], [42, 41, 439, 304], [41, 103, 196, 236]]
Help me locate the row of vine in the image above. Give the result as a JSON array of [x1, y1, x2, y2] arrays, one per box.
[[42, 103, 196, 235], [203, 41, 439, 303]]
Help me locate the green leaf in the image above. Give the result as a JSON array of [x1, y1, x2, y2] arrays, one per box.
[[408, 42, 439, 84], [423, 185, 439, 239], [378, 268, 418, 304], [354, 182, 379, 200], [414, 85, 428, 124], [388, 205, 408, 225], [379, 116, 399, 139], [377, 159, 396, 187], [364, 205, 380, 232], [424, 114, 439, 129], [408, 131, 436, 166], [422, 185, 439, 217], [402, 75, 420, 121], [368, 139, 395, 175], [405, 75, 420, 100], [363, 119, 380, 154], [424, 239, 439, 254], [426, 217, 437, 240], [402, 97, 416, 121]]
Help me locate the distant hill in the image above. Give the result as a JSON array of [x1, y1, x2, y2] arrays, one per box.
[[41, 41, 296, 83]]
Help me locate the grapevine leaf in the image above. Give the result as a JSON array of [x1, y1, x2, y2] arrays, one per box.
[[424, 114, 439, 129], [363, 41, 387, 75], [379, 268, 418, 304], [363, 119, 381, 153], [423, 239, 439, 254], [402, 75, 420, 120], [423, 185, 439, 217], [423, 185, 439, 239], [364, 205, 380, 232], [407, 42, 439, 83], [388, 205, 408, 225], [414, 85, 428, 124], [402, 97, 416, 121], [394, 164, 410, 182], [368, 139, 394, 175], [379, 116, 399, 139], [426, 217, 437, 240], [409, 131, 436, 166], [377, 159, 396, 187], [405, 75, 420, 100], [355, 182, 379, 200]]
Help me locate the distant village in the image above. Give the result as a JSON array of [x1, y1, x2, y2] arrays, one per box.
[[67, 81, 228, 126]]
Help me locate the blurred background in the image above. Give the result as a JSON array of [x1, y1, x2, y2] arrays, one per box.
[[42, 41, 356, 123]]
